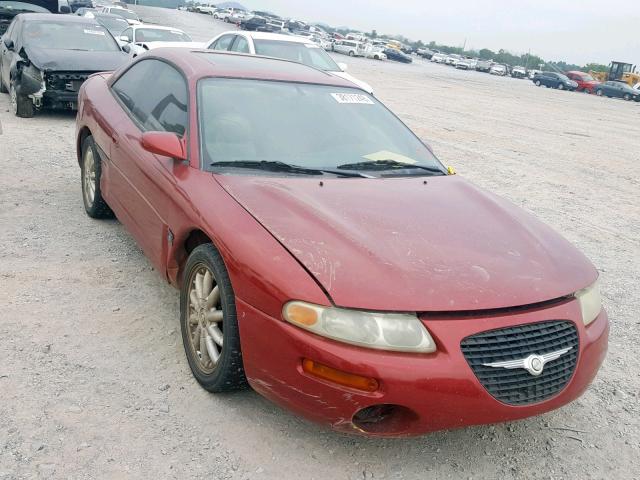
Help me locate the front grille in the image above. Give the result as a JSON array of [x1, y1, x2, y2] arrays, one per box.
[[46, 72, 92, 93], [461, 320, 578, 405]]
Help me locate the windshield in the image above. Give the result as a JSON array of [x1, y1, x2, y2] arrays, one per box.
[[111, 9, 137, 20], [0, 1, 50, 13], [135, 28, 191, 42], [199, 79, 442, 175], [253, 40, 340, 71], [22, 21, 120, 51], [581, 74, 594, 81], [96, 16, 128, 36]]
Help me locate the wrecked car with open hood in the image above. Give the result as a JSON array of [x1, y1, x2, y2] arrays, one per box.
[[0, 13, 128, 117]]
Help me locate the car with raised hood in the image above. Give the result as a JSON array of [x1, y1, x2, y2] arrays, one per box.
[[565, 70, 600, 93], [87, 11, 128, 38], [595, 80, 640, 101], [489, 63, 507, 76], [117, 24, 202, 57], [75, 48, 608, 437], [0, 13, 128, 117], [205, 31, 373, 94]]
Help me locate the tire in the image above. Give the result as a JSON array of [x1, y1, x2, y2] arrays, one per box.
[[81, 135, 114, 219], [535, 80, 541, 86], [348, 50, 354, 57], [557, 83, 564, 90], [596, 89, 603, 96], [180, 243, 248, 393], [224, 17, 229, 22], [9, 81, 34, 118], [623, 93, 631, 101], [0, 71, 7, 94]]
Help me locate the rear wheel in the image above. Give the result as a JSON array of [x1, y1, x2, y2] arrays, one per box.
[[596, 89, 603, 96], [10, 81, 34, 118], [81, 136, 114, 219], [535, 80, 541, 86], [180, 244, 247, 393], [349, 50, 354, 57], [557, 83, 564, 90]]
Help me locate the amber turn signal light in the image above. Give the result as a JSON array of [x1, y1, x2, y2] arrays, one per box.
[[302, 359, 379, 393]]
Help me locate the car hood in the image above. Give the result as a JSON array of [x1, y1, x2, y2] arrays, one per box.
[[329, 70, 373, 94], [215, 175, 597, 312], [23, 46, 128, 72]]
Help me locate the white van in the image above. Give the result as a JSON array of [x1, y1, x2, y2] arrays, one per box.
[[333, 40, 365, 57]]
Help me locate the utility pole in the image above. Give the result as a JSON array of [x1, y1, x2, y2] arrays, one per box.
[[462, 38, 466, 52]]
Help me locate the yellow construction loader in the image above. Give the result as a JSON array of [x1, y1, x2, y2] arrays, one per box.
[[590, 61, 640, 87]]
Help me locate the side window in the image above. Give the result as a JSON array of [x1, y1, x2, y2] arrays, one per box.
[[112, 60, 188, 136], [231, 35, 249, 53], [122, 28, 133, 42], [211, 34, 234, 51]]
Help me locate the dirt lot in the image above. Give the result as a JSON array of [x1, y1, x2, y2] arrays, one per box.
[[0, 6, 638, 479]]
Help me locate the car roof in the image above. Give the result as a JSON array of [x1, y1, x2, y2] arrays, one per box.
[[239, 31, 312, 44], [18, 13, 100, 23], [148, 49, 356, 88], [132, 24, 186, 32]]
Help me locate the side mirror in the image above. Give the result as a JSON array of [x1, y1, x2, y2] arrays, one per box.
[[60, 5, 71, 13], [3, 38, 14, 50], [337, 62, 348, 72], [119, 35, 130, 43], [122, 44, 130, 53], [141, 131, 187, 161]]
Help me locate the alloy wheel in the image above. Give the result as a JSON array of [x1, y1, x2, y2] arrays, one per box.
[[82, 146, 96, 207], [186, 265, 224, 374]]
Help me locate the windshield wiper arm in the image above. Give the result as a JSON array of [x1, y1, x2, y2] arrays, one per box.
[[210, 160, 369, 178], [336, 160, 445, 174]]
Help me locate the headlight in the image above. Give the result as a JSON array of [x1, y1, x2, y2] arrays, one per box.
[[283, 301, 436, 353], [575, 279, 602, 326]]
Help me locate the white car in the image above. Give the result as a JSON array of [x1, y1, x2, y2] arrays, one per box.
[[454, 58, 474, 70], [118, 25, 203, 57], [430, 53, 446, 63], [195, 3, 217, 14], [100, 6, 141, 25], [332, 40, 366, 57], [213, 7, 246, 22], [205, 31, 373, 94], [490, 64, 507, 76], [365, 46, 387, 60]]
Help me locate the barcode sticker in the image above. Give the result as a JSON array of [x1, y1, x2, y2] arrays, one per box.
[[330, 93, 374, 104], [84, 29, 106, 36]]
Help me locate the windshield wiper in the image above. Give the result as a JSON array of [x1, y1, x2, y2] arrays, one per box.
[[210, 160, 370, 178], [337, 159, 445, 175]]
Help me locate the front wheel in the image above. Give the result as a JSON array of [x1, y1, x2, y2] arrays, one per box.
[[623, 93, 631, 101], [10, 82, 34, 118], [596, 89, 603, 96], [348, 50, 354, 57], [181, 244, 247, 393], [81, 136, 114, 219], [557, 83, 564, 90], [535, 80, 541, 86]]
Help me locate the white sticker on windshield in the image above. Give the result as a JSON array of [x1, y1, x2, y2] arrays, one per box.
[[304, 43, 320, 49], [331, 93, 374, 104], [84, 29, 106, 36]]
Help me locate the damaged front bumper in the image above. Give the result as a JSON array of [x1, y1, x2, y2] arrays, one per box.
[[18, 68, 93, 111]]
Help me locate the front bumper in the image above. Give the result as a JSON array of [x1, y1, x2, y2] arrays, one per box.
[[237, 297, 608, 437]]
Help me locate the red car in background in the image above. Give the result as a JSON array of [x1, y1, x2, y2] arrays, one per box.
[[75, 49, 608, 436], [565, 71, 600, 93]]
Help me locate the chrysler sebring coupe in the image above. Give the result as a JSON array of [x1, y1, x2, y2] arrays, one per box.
[[75, 49, 608, 436]]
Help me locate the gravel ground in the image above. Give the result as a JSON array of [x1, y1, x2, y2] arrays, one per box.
[[0, 6, 638, 479]]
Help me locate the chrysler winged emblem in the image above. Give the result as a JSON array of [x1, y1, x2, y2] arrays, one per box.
[[482, 346, 572, 376]]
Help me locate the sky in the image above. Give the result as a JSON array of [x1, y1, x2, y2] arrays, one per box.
[[243, 0, 640, 67]]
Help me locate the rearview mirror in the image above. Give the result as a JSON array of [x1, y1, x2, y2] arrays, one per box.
[[3, 38, 14, 51], [337, 62, 348, 72], [141, 131, 187, 161]]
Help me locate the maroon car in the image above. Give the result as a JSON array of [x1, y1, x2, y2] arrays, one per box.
[[75, 49, 608, 436], [565, 71, 600, 93]]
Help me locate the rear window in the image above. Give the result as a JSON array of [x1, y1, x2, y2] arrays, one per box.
[[22, 21, 120, 51], [0, 1, 50, 13], [135, 28, 191, 42], [253, 40, 340, 72]]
